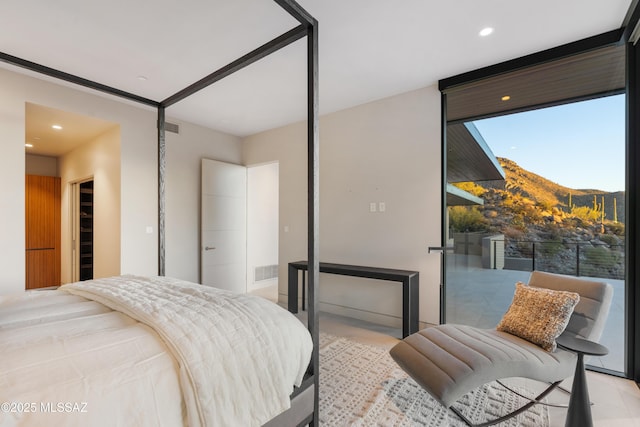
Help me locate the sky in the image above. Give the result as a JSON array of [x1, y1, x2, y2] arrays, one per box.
[[473, 94, 625, 193]]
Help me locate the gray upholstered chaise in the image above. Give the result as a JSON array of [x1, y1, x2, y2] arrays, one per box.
[[390, 271, 613, 426]]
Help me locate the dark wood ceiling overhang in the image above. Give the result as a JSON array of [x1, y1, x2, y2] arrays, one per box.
[[441, 29, 625, 124]]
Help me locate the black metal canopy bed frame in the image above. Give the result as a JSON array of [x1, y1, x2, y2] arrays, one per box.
[[0, 1, 320, 426]]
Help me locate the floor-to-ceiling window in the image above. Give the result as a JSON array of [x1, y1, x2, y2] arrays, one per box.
[[445, 96, 625, 372], [440, 37, 631, 376]]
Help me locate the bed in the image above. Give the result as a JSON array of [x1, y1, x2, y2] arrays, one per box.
[[0, 275, 313, 427]]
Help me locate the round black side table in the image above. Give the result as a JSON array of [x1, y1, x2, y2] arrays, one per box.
[[556, 334, 609, 427]]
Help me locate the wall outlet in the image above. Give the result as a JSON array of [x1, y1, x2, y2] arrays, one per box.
[[369, 202, 377, 213]]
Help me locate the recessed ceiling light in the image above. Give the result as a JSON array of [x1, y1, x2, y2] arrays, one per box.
[[501, 95, 511, 101], [479, 27, 494, 37], [137, 75, 148, 81], [52, 124, 62, 130], [25, 143, 33, 148]]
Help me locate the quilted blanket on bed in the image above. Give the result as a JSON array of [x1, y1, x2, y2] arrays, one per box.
[[62, 275, 312, 427]]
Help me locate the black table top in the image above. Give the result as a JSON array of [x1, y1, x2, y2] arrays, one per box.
[[556, 334, 609, 356], [289, 260, 418, 277]]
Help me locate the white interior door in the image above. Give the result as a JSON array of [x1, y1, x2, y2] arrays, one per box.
[[201, 159, 247, 293]]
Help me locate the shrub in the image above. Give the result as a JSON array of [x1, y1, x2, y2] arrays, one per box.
[[571, 206, 602, 222], [598, 234, 620, 247], [536, 200, 555, 211], [581, 246, 621, 277], [608, 222, 625, 236], [448, 206, 489, 232]]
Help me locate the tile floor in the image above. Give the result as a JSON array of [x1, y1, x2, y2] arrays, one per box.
[[249, 284, 640, 427]]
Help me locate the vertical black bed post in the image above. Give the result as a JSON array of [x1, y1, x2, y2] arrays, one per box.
[[158, 105, 166, 276], [271, 1, 320, 424], [307, 16, 320, 427]]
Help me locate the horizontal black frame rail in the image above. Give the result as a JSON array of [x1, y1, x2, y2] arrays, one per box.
[[162, 24, 307, 107], [0, 51, 160, 107]]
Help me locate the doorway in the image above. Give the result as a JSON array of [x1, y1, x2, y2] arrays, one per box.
[[25, 102, 121, 285], [247, 162, 279, 302], [200, 159, 280, 300], [71, 179, 94, 281], [25, 174, 61, 289]]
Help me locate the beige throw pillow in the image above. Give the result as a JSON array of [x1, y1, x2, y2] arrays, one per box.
[[496, 282, 580, 351]]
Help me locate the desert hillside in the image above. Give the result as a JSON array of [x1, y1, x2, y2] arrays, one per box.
[[450, 157, 625, 278]]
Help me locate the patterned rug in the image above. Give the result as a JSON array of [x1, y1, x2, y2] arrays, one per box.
[[319, 333, 549, 426]]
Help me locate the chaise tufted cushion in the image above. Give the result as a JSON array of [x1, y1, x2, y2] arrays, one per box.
[[389, 324, 576, 408]]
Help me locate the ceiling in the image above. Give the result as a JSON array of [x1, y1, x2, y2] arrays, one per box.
[[25, 103, 118, 157], [1, 0, 633, 156]]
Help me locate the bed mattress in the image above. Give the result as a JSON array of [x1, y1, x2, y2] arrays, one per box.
[[0, 275, 312, 427]]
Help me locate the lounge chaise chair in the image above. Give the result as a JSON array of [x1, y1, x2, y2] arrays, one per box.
[[389, 271, 613, 426]]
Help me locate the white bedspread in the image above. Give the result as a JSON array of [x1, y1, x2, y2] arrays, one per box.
[[0, 276, 312, 427], [0, 290, 185, 427]]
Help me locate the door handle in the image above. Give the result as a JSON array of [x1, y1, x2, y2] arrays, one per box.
[[204, 246, 216, 251], [428, 246, 454, 253]]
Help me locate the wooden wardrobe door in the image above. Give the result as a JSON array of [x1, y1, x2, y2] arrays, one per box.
[[25, 175, 61, 289]]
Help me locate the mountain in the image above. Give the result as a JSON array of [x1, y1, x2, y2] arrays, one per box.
[[449, 157, 625, 279], [480, 157, 625, 224]]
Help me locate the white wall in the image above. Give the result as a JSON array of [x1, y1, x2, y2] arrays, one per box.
[[0, 67, 157, 294], [243, 86, 443, 326], [59, 126, 121, 283], [164, 119, 242, 283], [2, 65, 443, 325], [247, 162, 279, 291]]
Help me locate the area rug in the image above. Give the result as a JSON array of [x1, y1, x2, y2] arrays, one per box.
[[319, 333, 549, 426]]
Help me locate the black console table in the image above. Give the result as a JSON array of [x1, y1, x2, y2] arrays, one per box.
[[287, 261, 419, 338], [556, 334, 609, 427]]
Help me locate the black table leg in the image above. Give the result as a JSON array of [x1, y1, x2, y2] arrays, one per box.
[[302, 270, 306, 311], [557, 335, 607, 427], [565, 353, 593, 427], [402, 274, 419, 338], [288, 264, 299, 313]]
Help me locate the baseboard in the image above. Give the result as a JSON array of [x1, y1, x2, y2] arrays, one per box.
[[278, 294, 432, 331], [318, 301, 402, 329]]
